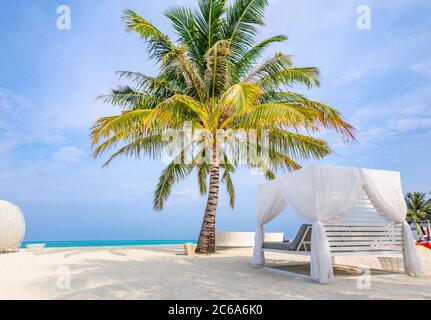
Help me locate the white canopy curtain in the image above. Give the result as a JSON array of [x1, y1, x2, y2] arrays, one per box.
[[251, 165, 422, 283], [362, 169, 423, 276], [253, 180, 289, 266]]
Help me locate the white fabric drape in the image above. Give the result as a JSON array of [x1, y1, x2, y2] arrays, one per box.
[[310, 221, 334, 283], [252, 180, 288, 267], [403, 221, 422, 275], [362, 169, 422, 276], [277, 166, 363, 222], [277, 165, 363, 283]]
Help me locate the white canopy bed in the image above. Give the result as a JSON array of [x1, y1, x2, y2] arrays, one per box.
[[252, 165, 422, 284]]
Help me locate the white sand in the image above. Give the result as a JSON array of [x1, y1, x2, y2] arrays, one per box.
[[1, 245, 430, 300]]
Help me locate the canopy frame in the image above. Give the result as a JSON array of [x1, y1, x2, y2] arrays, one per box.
[[251, 165, 422, 283]]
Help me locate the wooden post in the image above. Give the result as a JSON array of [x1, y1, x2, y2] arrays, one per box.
[[184, 243, 195, 256]]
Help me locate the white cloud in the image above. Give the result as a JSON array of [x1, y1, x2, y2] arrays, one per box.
[[333, 70, 367, 86], [120, 181, 153, 195], [163, 187, 203, 208], [389, 117, 431, 132], [174, 187, 200, 200], [354, 114, 431, 146], [357, 114, 431, 144], [345, 82, 431, 152], [0, 87, 66, 153], [332, 65, 385, 87], [399, 104, 430, 116], [353, 82, 431, 122], [412, 57, 431, 79], [361, 127, 393, 142], [0, 88, 31, 111], [52, 146, 85, 163]]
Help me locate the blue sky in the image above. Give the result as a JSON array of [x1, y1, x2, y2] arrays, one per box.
[[0, 0, 430, 241]]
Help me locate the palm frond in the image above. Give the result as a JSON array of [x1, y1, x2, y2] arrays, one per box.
[[259, 91, 306, 103], [153, 153, 193, 211], [165, 6, 202, 66], [204, 39, 233, 99], [223, 0, 269, 60], [245, 52, 293, 83], [100, 134, 164, 167], [197, 163, 210, 195], [195, 0, 227, 54], [117, 71, 180, 95], [162, 45, 207, 102], [219, 83, 262, 124], [269, 130, 332, 160], [231, 101, 313, 130], [221, 167, 236, 208], [97, 86, 149, 110], [258, 66, 321, 91], [235, 35, 288, 81], [298, 99, 356, 142], [122, 9, 174, 61], [267, 148, 301, 172], [91, 109, 155, 146], [153, 94, 209, 128]]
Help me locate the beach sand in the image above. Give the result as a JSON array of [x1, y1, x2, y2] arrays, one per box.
[[1, 245, 430, 300]]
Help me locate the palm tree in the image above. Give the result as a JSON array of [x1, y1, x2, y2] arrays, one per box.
[[405, 192, 431, 221], [91, 0, 356, 254]]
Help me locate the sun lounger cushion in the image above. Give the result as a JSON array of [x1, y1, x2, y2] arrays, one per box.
[[263, 224, 311, 251], [263, 241, 295, 251]]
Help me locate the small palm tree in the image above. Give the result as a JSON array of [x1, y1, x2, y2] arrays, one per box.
[[91, 0, 356, 254], [405, 192, 431, 221]]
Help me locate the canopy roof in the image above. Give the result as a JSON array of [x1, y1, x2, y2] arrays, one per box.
[[256, 165, 406, 225]]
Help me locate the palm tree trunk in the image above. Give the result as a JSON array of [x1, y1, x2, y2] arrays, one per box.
[[195, 143, 220, 254]]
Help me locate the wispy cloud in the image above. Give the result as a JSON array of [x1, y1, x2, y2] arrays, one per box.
[[389, 117, 431, 132], [412, 57, 431, 79], [0, 88, 31, 111], [52, 146, 85, 163], [0, 87, 66, 153], [331, 65, 384, 87], [352, 85, 431, 146], [174, 188, 201, 200]]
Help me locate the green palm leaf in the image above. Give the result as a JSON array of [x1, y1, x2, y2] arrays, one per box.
[[195, 0, 227, 52], [122, 9, 174, 61], [153, 154, 193, 211], [223, 0, 269, 60], [235, 35, 288, 81]]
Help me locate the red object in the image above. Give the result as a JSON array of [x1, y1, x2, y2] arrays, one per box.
[[417, 242, 431, 250]]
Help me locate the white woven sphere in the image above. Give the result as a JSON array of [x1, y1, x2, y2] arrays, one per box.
[[0, 201, 25, 250]]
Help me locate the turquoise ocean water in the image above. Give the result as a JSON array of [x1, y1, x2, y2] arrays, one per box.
[[21, 240, 197, 248]]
